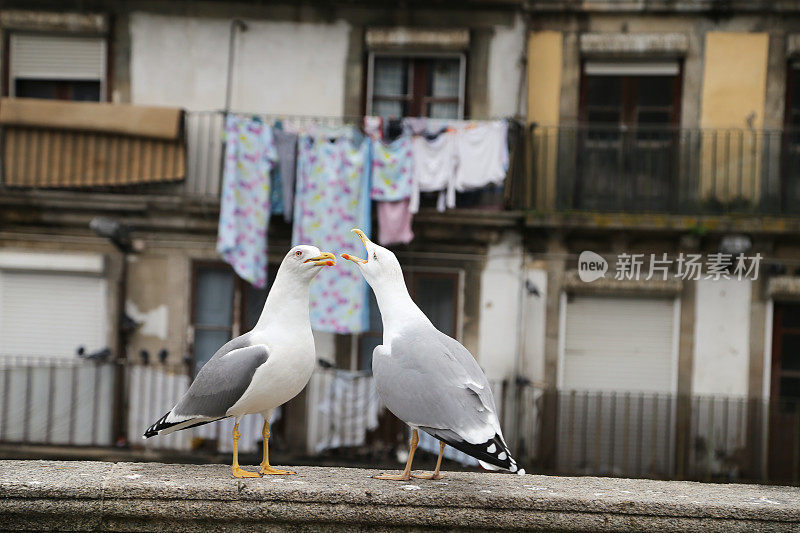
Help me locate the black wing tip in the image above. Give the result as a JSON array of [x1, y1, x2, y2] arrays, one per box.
[[144, 413, 221, 438], [143, 412, 173, 438], [430, 431, 523, 473]]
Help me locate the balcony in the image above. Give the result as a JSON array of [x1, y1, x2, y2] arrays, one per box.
[[529, 125, 800, 218], [0, 103, 527, 224]]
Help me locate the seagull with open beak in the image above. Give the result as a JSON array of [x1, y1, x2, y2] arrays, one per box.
[[342, 229, 524, 480], [144, 245, 335, 478]]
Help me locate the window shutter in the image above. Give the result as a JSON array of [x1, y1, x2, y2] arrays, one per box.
[[562, 295, 676, 393], [0, 270, 108, 359], [10, 33, 106, 81], [584, 61, 679, 76]]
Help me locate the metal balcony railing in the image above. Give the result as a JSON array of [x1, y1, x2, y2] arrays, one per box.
[[0, 110, 527, 212], [2, 355, 799, 485], [530, 125, 800, 216], [185, 111, 528, 210]]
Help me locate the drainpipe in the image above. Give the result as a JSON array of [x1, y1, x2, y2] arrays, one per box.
[[511, 231, 528, 455], [90, 217, 138, 447], [219, 19, 247, 193], [224, 19, 248, 113]]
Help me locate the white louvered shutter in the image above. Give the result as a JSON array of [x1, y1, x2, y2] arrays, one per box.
[[562, 295, 676, 393], [9, 33, 106, 83], [0, 270, 108, 359]]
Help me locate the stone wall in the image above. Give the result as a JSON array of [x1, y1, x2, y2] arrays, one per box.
[[1, 460, 798, 531]]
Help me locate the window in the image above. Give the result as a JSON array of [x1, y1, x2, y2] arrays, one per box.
[[575, 61, 682, 211], [8, 33, 106, 101], [0, 251, 108, 359], [581, 61, 682, 132], [367, 54, 465, 119], [190, 263, 276, 375], [358, 270, 461, 370], [768, 302, 800, 482], [782, 63, 800, 210], [771, 303, 800, 402], [786, 63, 800, 132]]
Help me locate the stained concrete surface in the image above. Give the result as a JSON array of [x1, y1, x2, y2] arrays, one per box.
[[1, 460, 799, 531]]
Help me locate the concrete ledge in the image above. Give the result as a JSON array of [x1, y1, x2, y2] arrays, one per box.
[[1, 461, 799, 531]]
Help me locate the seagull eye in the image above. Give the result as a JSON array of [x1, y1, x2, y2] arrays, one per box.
[[295, 250, 303, 258], [373, 252, 378, 261]]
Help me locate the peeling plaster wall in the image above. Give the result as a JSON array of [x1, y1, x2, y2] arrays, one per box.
[[522, 265, 548, 383], [477, 233, 523, 380], [129, 12, 350, 114], [692, 279, 752, 396], [488, 13, 526, 118], [124, 250, 192, 366]]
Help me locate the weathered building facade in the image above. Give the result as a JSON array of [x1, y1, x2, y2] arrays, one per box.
[[1, 0, 800, 483]]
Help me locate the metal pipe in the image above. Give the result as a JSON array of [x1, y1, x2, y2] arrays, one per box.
[[224, 19, 247, 113]]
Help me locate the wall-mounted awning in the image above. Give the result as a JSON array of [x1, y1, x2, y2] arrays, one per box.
[[0, 97, 186, 188]]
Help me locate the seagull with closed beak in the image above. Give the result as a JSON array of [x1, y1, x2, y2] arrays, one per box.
[[144, 245, 335, 478], [342, 229, 524, 480]]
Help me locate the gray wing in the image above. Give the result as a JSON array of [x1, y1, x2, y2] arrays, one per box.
[[372, 325, 517, 470], [172, 333, 269, 418], [373, 326, 500, 442]]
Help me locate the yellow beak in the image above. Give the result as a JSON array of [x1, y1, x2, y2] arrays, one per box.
[[304, 252, 336, 266], [341, 228, 369, 264]]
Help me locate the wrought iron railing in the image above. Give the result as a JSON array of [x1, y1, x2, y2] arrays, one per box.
[[518, 387, 800, 485], [0, 356, 115, 447], [3, 355, 797, 485], [0, 111, 526, 211], [530, 125, 800, 215]]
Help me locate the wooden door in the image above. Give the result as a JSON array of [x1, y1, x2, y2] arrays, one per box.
[[768, 302, 800, 483]]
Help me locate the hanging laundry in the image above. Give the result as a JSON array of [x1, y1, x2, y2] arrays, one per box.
[[370, 136, 414, 202], [410, 131, 457, 213], [454, 120, 509, 193], [371, 136, 414, 246], [404, 117, 465, 137], [274, 129, 298, 223], [402, 117, 428, 136], [317, 124, 359, 141], [363, 115, 384, 140], [377, 199, 414, 246], [384, 118, 403, 141], [315, 369, 381, 452], [292, 133, 372, 334], [270, 167, 284, 215], [217, 114, 277, 288]]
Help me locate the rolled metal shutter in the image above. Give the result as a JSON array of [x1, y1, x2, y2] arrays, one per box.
[[9, 33, 106, 84], [0, 270, 108, 359], [562, 295, 676, 393]]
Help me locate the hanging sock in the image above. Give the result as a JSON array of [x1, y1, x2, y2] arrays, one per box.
[[216, 114, 277, 288]]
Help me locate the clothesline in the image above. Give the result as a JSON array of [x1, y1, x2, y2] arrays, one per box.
[[210, 109, 523, 124]]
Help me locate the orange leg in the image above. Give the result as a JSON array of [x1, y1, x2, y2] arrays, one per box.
[[259, 419, 295, 475], [412, 441, 446, 480], [374, 429, 419, 481], [231, 422, 260, 478]]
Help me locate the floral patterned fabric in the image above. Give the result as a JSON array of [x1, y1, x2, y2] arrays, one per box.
[[292, 133, 372, 333], [370, 136, 414, 201], [216, 115, 277, 288]]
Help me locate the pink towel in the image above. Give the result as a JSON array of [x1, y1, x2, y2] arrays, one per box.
[[377, 199, 414, 246]]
